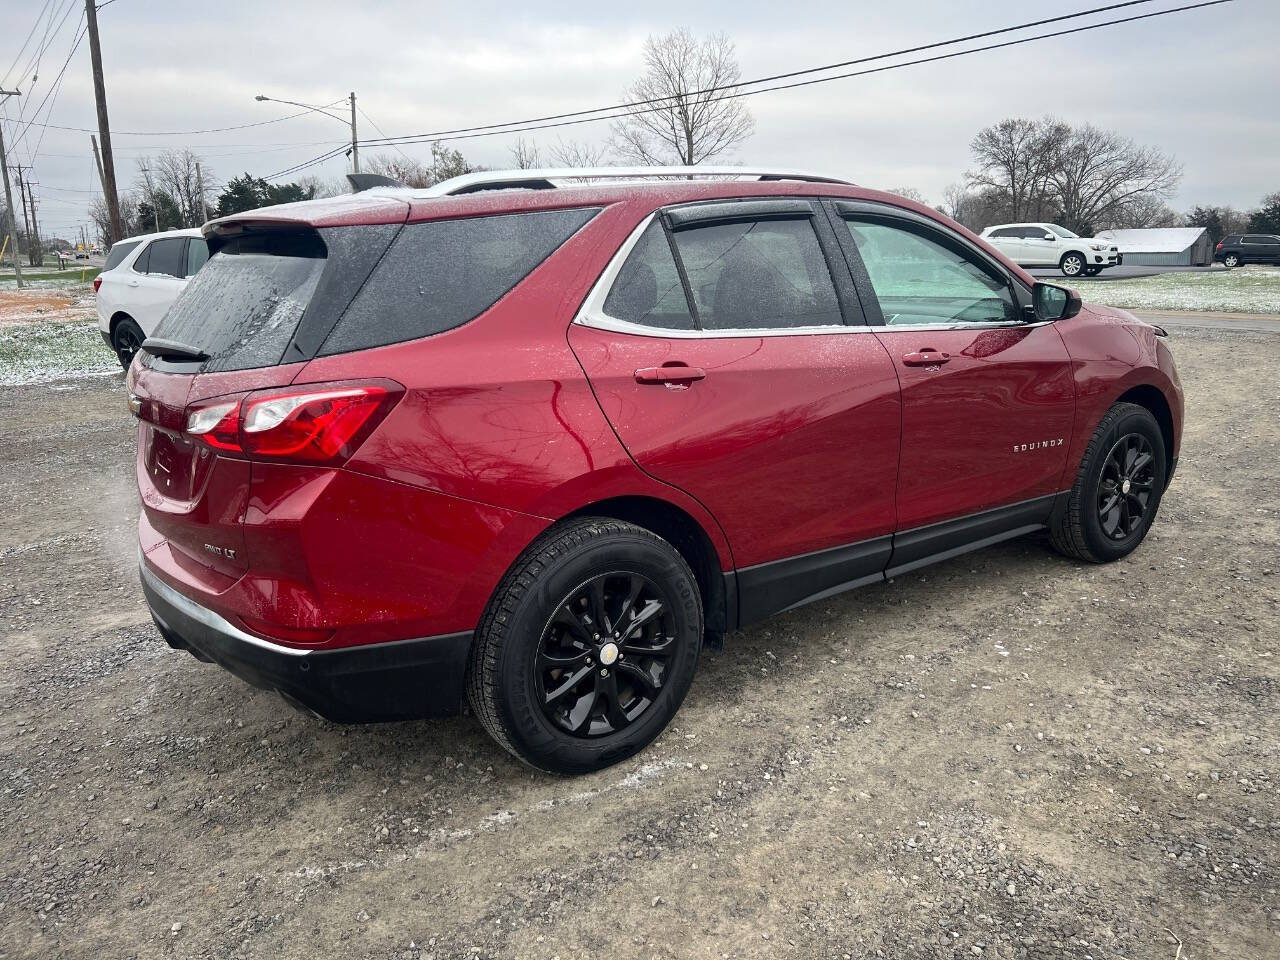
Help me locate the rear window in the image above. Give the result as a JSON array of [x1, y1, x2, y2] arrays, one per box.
[[152, 231, 326, 373], [322, 207, 599, 355], [104, 240, 140, 271]]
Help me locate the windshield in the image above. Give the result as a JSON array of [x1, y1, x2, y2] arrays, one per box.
[[1049, 225, 1079, 239]]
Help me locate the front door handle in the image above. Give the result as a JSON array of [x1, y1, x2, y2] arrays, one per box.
[[902, 349, 951, 367], [634, 364, 707, 385]]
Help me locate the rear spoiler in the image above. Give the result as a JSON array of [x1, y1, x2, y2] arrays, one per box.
[[346, 173, 407, 192]]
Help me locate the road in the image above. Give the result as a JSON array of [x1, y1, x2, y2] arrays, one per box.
[[1136, 309, 1280, 335], [1029, 264, 1226, 281]]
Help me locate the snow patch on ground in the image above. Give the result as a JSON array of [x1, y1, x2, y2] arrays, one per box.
[[1074, 266, 1280, 314]]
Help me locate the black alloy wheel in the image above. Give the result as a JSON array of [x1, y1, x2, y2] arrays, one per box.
[[536, 572, 677, 738], [112, 318, 145, 369], [1049, 401, 1167, 563], [468, 517, 703, 774], [1096, 433, 1157, 541]]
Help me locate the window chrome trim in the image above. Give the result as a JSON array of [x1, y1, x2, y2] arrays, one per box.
[[573, 210, 1054, 340]]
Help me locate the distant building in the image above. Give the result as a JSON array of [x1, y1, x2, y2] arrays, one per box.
[[1095, 227, 1212, 266]]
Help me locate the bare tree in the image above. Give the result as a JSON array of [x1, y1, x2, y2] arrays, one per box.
[[967, 117, 1068, 223], [611, 29, 753, 165], [364, 143, 478, 188], [295, 174, 346, 199], [154, 149, 214, 226], [509, 138, 540, 170], [1047, 124, 1180, 234], [547, 138, 611, 167], [884, 186, 926, 205]]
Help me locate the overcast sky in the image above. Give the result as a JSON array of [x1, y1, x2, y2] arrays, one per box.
[[3, 0, 1275, 239]]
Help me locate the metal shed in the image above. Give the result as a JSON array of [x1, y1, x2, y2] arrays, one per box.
[[1095, 227, 1213, 266]]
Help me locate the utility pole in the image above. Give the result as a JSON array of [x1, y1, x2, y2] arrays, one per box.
[[349, 92, 360, 173], [24, 175, 42, 267], [15, 167, 33, 265], [195, 161, 206, 225], [85, 0, 123, 243], [90, 135, 105, 191], [0, 87, 23, 287]]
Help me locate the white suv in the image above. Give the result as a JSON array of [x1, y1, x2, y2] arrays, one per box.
[[95, 228, 210, 368], [980, 223, 1121, 278]]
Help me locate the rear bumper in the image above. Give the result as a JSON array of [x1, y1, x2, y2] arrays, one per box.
[[141, 560, 472, 722]]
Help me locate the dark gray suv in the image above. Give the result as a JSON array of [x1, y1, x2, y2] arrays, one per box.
[[1214, 233, 1280, 268]]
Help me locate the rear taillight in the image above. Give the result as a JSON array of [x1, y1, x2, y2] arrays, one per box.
[[1215, 241, 1223, 251], [92, 276, 102, 293], [183, 380, 402, 465]]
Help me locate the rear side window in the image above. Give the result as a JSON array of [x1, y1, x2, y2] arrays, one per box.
[[323, 207, 599, 355], [671, 218, 843, 330], [185, 238, 210, 277], [152, 231, 326, 373], [145, 237, 186, 278], [988, 228, 1018, 239], [132, 244, 151, 274], [104, 240, 139, 271], [602, 221, 695, 330]]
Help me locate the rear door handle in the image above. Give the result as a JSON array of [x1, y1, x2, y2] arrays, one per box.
[[634, 364, 707, 385], [902, 350, 951, 367]]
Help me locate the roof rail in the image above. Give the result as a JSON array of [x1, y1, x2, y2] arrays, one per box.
[[417, 165, 853, 197]]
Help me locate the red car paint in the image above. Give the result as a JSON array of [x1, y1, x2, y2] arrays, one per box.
[[131, 179, 1182, 668]]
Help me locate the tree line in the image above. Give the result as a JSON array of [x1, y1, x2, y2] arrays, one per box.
[[938, 116, 1278, 243]]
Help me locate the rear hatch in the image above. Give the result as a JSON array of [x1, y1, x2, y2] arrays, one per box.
[[130, 196, 408, 587]]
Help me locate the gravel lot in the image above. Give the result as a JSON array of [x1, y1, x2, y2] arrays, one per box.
[[1, 322, 1277, 960]]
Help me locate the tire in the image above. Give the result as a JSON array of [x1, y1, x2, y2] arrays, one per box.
[[111, 317, 145, 369], [1222, 253, 1240, 268], [1050, 402, 1167, 564], [467, 517, 703, 774], [1060, 252, 1086, 278]]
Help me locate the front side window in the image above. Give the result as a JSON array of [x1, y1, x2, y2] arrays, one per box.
[[602, 221, 695, 330], [1049, 225, 1078, 239], [844, 219, 1018, 326], [670, 218, 843, 331]]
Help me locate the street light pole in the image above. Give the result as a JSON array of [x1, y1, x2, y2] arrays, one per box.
[[254, 93, 360, 173], [0, 87, 24, 288]]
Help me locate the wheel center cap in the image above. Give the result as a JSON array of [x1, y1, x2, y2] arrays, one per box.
[[599, 641, 619, 666], [1121, 478, 1131, 494]]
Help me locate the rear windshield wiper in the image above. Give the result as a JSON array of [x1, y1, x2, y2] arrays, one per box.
[[140, 338, 210, 362]]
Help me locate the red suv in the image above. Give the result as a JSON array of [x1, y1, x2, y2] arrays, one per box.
[[131, 166, 1183, 774]]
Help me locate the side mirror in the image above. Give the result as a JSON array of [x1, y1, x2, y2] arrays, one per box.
[[1042, 233, 1056, 241], [1033, 282, 1082, 322]]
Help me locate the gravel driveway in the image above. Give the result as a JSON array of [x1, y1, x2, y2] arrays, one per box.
[[1, 323, 1276, 960]]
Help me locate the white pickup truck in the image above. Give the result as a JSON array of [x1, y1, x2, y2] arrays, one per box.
[[980, 222, 1121, 278]]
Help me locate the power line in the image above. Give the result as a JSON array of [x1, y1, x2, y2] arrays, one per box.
[[265, 0, 1229, 180], [339, 0, 1233, 157], [358, 0, 1170, 148], [14, 99, 348, 137], [1, 0, 57, 88]]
